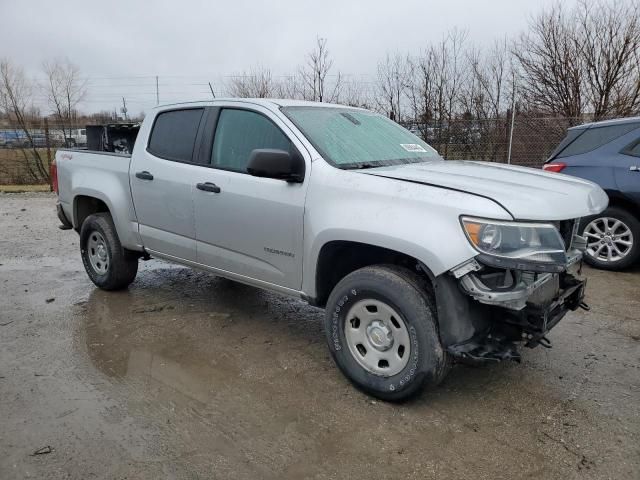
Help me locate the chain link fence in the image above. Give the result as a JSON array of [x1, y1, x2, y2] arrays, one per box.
[[0, 122, 88, 185], [404, 116, 574, 167], [0, 115, 576, 185]]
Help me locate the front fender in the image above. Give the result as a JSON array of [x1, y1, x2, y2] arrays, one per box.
[[301, 162, 512, 298]]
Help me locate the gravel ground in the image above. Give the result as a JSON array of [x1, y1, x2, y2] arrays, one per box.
[[1, 192, 639, 479]]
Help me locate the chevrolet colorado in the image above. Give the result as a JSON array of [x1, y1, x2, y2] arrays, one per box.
[[53, 99, 607, 400]]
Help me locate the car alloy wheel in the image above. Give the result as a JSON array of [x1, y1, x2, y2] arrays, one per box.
[[583, 216, 634, 263]]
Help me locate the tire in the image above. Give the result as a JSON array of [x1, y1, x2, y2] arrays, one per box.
[[80, 213, 138, 290], [324, 265, 449, 401], [579, 206, 640, 270]]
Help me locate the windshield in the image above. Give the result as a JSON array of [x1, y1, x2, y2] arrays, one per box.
[[281, 106, 441, 169]]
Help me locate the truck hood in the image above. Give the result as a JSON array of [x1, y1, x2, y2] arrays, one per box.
[[362, 160, 608, 221]]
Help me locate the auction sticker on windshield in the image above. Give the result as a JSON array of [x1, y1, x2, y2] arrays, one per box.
[[400, 144, 427, 153]]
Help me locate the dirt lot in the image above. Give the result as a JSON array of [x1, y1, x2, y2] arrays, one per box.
[[1, 192, 638, 480]]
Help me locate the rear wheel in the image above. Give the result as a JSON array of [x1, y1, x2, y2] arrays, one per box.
[[580, 206, 640, 270], [80, 213, 139, 290], [324, 265, 448, 401]]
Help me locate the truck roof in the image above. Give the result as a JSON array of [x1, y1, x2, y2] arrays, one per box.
[[153, 98, 360, 111]]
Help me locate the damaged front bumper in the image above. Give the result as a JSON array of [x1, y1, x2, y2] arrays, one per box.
[[433, 247, 588, 363], [454, 249, 583, 311]]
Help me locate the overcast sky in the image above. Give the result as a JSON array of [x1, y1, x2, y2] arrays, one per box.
[[3, 0, 577, 114]]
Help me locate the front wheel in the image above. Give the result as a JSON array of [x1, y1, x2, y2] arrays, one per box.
[[80, 213, 139, 290], [324, 265, 448, 401], [580, 206, 640, 270]]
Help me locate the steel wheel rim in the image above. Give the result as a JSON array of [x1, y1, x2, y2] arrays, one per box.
[[583, 217, 634, 263], [344, 299, 411, 377], [87, 231, 109, 275]]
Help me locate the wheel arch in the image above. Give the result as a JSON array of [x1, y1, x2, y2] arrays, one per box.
[[73, 195, 109, 232], [309, 239, 436, 308], [71, 189, 143, 252], [605, 190, 639, 220], [307, 236, 487, 348]]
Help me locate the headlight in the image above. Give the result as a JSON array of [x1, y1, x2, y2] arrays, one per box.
[[461, 217, 568, 271]]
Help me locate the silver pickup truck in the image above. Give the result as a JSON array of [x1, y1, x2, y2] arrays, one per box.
[[53, 99, 608, 400]]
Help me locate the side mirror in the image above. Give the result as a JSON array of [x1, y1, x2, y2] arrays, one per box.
[[246, 149, 305, 183]]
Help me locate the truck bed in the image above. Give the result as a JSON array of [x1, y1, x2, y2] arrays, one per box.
[[55, 148, 142, 250]]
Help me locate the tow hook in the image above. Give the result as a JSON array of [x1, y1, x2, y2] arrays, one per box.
[[579, 301, 590, 311], [525, 334, 553, 349], [538, 336, 553, 348]]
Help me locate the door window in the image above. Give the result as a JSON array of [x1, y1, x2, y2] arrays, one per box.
[[211, 109, 291, 172], [148, 108, 204, 162]]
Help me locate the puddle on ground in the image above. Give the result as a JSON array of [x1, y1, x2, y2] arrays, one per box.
[[71, 264, 632, 478]]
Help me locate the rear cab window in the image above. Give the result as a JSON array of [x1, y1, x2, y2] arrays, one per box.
[[147, 108, 205, 163]]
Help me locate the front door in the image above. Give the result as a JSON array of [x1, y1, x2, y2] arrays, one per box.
[[193, 106, 309, 290]]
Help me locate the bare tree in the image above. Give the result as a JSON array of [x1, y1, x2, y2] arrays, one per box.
[[375, 53, 409, 121], [515, 1, 640, 122], [42, 58, 86, 143], [339, 77, 371, 108], [406, 48, 437, 128], [464, 38, 512, 120], [461, 38, 514, 160], [577, 0, 640, 119], [406, 29, 469, 155], [227, 66, 276, 98], [0, 59, 49, 182], [440, 29, 468, 123], [514, 4, 584, 121], [273, 74, 304, 99], [299, 37, 342, 102]]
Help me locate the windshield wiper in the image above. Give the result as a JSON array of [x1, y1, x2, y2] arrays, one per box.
[[340, 112, 361, 125], [342, 162, 380, 170]]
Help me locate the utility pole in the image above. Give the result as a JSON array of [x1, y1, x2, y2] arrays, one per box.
[[507, 73, 517, 165], [44, 117, 53, 191], [121, 97, 128, 121], [156, 76, 159, 105]]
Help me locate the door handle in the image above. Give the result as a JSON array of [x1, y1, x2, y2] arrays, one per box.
[[196, 182, 221, 193], [630, 166, 640, 172], [135, 171, 154, 180]]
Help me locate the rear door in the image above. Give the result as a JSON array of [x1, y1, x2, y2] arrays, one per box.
[[192, 105, 309, 290], [619, 138, 640, 207], [130, 107, 206, 261]]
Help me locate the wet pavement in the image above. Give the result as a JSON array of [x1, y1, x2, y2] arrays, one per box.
[[1, 192, 639, 479]]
